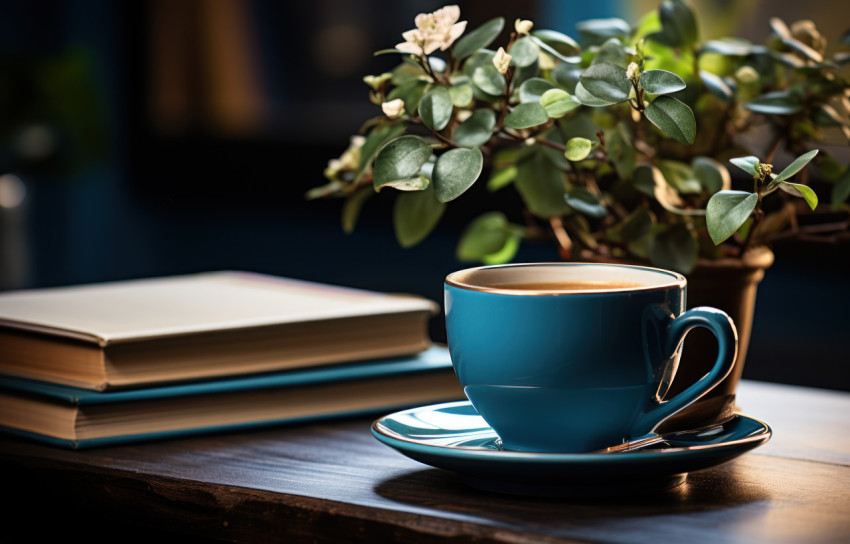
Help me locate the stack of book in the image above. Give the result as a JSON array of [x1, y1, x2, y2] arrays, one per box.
[[0, 271, 464, 448]]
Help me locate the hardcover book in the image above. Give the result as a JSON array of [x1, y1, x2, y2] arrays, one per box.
[[0, 346, 463, 449], [0, 271, 438, 390]]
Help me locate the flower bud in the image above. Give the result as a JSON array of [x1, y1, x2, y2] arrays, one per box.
[[363, 72, 393, 90], [515, 19, 533, 35], [735, 65, 759, 85], [381, 98, 405, 119], [493, 47, 512, 75], [791, 20, 826, 55], [626, 62, 640, 81]]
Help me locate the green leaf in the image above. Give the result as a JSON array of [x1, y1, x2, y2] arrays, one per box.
[[564, 137, 592, 161], [456, 212, 522, 264], [453, 109, 496, 148], [574, 81, 616, 106], [487, 165, 517, 191], [692, 157, 730, 194], [480, 235, 521, 265], [472, 64, 507, 96], [729, 156, 760, 177], [565, 187, 606, 217], [832, 167, 850, 205], [774, 149, 819, 182], [575, 18, 630, 47], [504, 103, 549, 129], [745, 91, 802, 115], [373, 135, 433, 191], [518, 78, 555, 103], [372, 49, 407, 56], [355, 123, 406, 182], [509, 37, 539, 67], [418, 86, 453, 131], [463, 50, 496, 76], [432, 147, 484, 202], [639, 69, 687, 94], [592, 37, 629, 67], [644, 95, 696, 145], [453, 17, 505, 60], [540, 89, 581, 118], [578, 63, 631, 104], [605, 126, 636, 178], [620, 208, 654, 241], [700, 39, 753, 56], [779, 182, 818, 210], [376, 175, 430, 192], [699, 71, 733, 102], [633, 165, 657, 197], [552, 63, 582, 93], [658, 0, 698, 47], [829, 165, 850, 202], [529, 35, 580, 64], [387, 79, 430, 114], [706, 190, 758, 244], [515, 148, 570, 217], [649, 223, 698, 274], [391, 62, 425, 86], [511, 57, 539, 89], [393, 183, 445, 247], [341, 186, 372, 233], [448, 83, 474, 107], [811, 104, 847, 127], [658, 160, 701, 194], [530, 29, 580, 55]]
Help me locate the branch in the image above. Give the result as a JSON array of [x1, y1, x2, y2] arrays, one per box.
[[549, 216, 573, 259]]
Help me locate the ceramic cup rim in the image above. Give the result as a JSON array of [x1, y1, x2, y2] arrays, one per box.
[[444, 262, 687, 296]]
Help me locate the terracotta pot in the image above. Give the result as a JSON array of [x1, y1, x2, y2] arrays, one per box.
[[576, 247, 774, 433], [656, 247, 774, 432]]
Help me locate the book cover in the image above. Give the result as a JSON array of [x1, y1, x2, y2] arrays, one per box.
[[0, 271, 439, 390], [0, 346, 464, 449]]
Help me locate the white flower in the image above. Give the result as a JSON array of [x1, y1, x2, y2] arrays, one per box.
[[338, 135, 365, 171], [381, 98, 406, 119], [493, 47, 511, 75], [515, 19, 533, 35], [626, 62, 640, 80], [396, 5, 467, 56], [323, 135, 366, 180]]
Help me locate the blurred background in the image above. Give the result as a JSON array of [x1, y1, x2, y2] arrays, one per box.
[[0, 0, 847, 391]]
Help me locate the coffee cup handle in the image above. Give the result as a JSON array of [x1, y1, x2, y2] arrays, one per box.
[[633, 307, 738, 436]]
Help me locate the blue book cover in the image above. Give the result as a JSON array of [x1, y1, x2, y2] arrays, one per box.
[[0, 346, 463, 449]]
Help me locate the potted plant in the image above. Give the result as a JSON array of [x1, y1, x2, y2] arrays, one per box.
[[308, 2, 850, 429]]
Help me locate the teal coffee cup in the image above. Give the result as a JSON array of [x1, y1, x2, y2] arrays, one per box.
[[444, 263, 737, 453]]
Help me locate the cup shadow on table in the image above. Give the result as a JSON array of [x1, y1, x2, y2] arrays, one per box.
[[373, 462, 771, 522]]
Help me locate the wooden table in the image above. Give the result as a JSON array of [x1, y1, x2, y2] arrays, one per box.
[[1, 380, 848, 543]]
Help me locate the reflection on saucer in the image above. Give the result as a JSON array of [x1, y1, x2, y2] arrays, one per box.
[[372, 401, 771, 497]]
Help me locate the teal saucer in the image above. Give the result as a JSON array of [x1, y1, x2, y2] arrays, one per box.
[[371, 400, 771, 496]]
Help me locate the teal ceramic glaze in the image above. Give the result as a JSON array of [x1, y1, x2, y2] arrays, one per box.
[[444, 263, 738, 453], [371, 400, 772, 497]]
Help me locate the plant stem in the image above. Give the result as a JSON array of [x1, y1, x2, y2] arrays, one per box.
[[549, 216, 573, 259], [738, 207, 763, 257], [431, 129, 460, 148], [536, 139, 566, 153]]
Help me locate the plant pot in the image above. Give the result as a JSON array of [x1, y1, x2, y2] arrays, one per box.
[[576, 247, 774, 433], [656, 247, 774, 432]]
